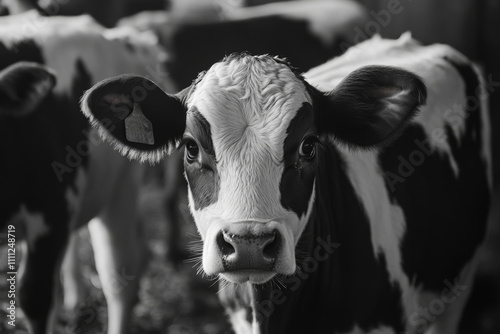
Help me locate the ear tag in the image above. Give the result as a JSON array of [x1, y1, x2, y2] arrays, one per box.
[[124, 103, 155, 145]]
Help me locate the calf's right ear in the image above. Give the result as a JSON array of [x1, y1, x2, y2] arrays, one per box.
[[81, 74, 187, 163]]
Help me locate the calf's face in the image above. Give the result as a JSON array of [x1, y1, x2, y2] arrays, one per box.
[[183, 57, 317, 283], [81, 54, 426, 284]]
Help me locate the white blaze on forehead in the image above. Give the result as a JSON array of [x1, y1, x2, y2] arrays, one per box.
[[187, 55, 312, 222]]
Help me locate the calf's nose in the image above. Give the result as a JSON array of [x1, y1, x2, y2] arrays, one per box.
[[217, 229, 281, 271]]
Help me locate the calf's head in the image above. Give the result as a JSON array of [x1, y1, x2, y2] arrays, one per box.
[[81, 54, 426, 284]]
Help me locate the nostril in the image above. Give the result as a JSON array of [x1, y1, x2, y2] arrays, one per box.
[[263, 230, 281, 260], [217, 231, 235, 256]]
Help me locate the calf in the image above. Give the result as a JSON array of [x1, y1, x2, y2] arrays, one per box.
[[81, 34, 491, 333], [0, 11, 174, 334]]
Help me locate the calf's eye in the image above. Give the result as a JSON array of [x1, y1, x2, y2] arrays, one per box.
[[299, 137, 317, 160], [186, 140, 199, 161]]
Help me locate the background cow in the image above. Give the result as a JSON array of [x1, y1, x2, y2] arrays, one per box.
[[0, 10, 174, 334], [0, 0, 165, 27], [81, 35, 491, 333], [118, 0, 369, 89]]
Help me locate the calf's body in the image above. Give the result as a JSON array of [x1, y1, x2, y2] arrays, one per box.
[[82, 35, 491, 333]]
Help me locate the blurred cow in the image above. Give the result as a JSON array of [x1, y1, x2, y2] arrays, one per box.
[[82, 34, 491, 333], [119, 0, 369, 89], [0, 10, 174, 334], [1, 0, 166, 26]]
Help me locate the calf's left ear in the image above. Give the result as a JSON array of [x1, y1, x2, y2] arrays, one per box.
[[314, 65, 427, 148], [81, 74, 186, 163]]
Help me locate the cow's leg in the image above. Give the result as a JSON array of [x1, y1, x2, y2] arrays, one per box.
[[18, 221, 68, 334], [87, 175, 147, 334], [61, 229, 87, 311]]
